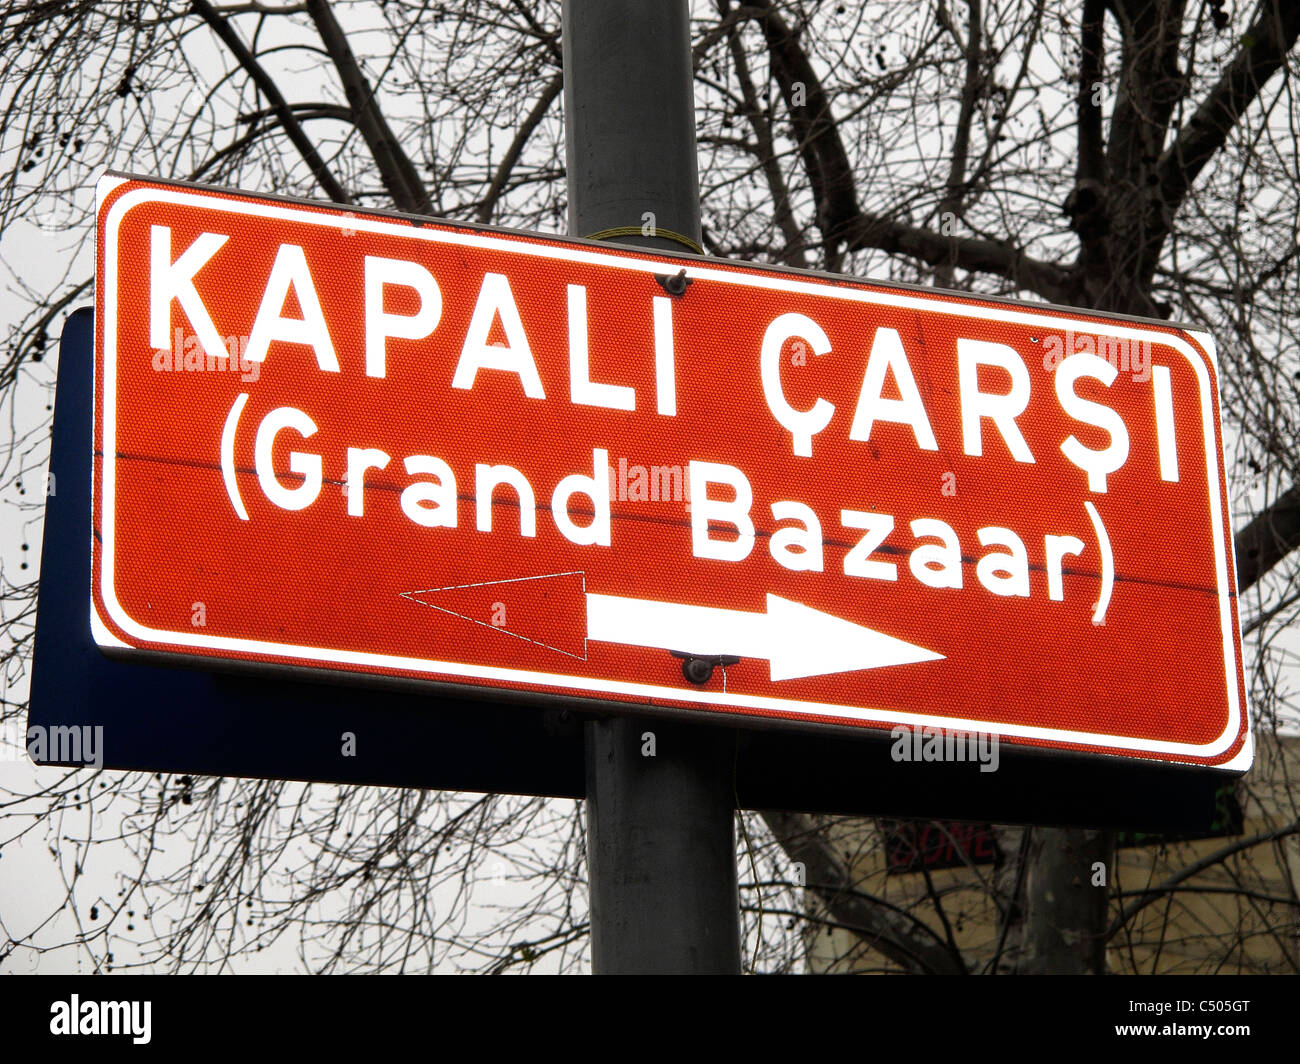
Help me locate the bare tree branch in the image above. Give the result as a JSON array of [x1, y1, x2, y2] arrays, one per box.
[[1107, 819, 1300, 937], [1158, 0, 1300, 239], [839, 212, 1076, 302], [718, 0, 807, 265], [935, 0, 983, 287], [760, 811, 966, 975], [747, 0, 1071, 300], [477, 72, 562, 224], [190, 0, 351, 204], [1066, 0, 1110, 270], [304, 0, 432, 214], [1236, 485, 1300, 591]]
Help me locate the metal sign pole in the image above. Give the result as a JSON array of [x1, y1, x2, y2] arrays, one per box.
[[562, 0, 743, 974]]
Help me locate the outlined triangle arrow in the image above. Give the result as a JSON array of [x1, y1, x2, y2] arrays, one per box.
[[400, 571, 588, 660]]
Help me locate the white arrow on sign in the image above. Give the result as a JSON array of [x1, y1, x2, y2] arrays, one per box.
[[586, 592, 944, 681]]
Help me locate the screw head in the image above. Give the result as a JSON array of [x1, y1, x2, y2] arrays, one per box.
[[682, 657, 714, 685]]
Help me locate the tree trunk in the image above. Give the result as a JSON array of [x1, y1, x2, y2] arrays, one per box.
[[1017, 828, 1112, 974]]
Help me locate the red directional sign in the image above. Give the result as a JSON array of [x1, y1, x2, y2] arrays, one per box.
[[93, 174, 1250, 768]]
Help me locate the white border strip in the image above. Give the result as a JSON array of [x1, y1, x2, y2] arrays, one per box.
[[97, 181, 1248, 762]]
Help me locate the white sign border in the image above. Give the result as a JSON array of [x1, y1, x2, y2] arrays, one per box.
[[95, 178, 1250, 768]]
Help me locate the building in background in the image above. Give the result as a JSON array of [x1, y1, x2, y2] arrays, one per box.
[[808, 733, 1300, 974]]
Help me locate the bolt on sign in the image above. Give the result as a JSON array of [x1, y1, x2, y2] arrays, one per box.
[[93, 174, 1250, 769]]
